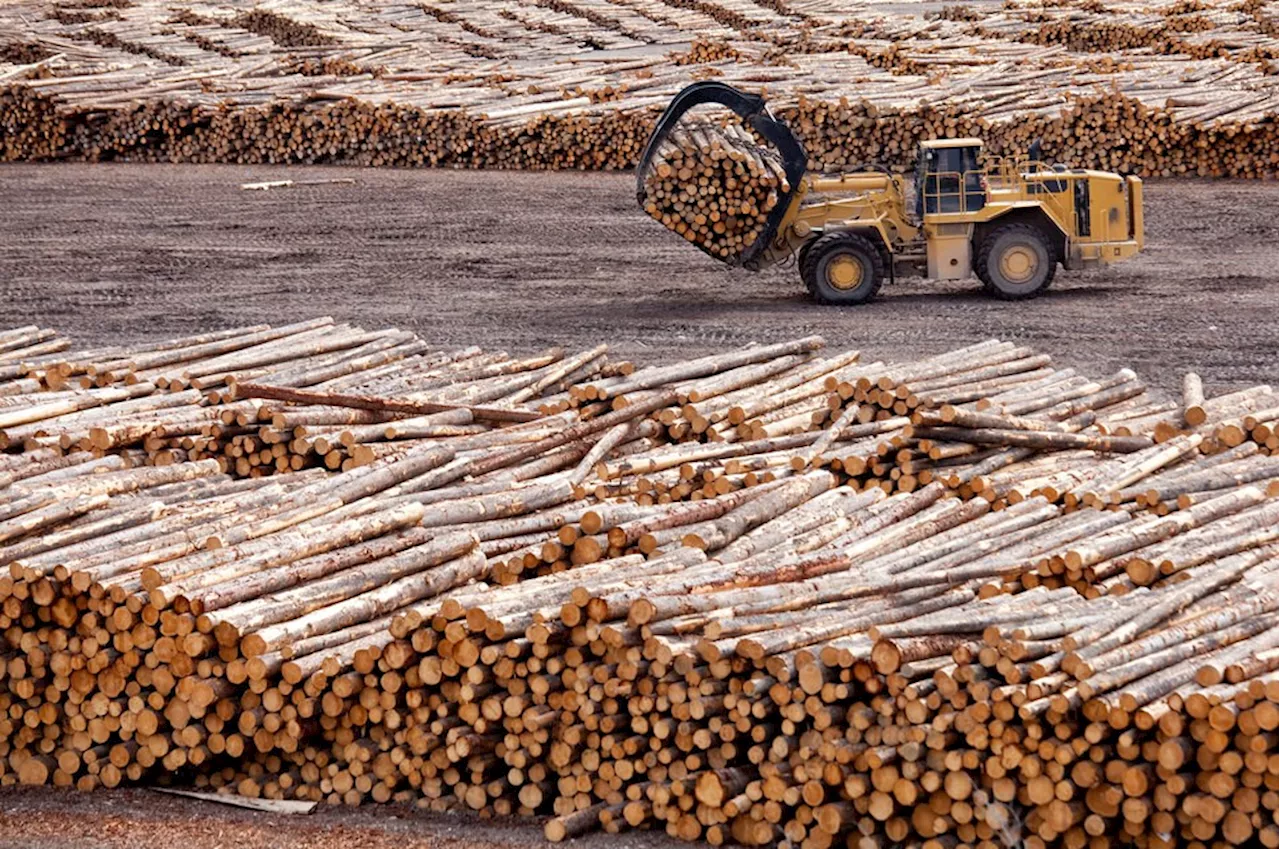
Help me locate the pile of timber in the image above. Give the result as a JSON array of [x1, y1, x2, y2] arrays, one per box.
[[0, 326, 73, 381], [0, 319, 635, 476], [951, 0, 1278, 71], [227, 9, 336, 48], [640, 119, 790, 261], [0, 322, 1276, 849], [0, 0, 1275, 176], [671, 38, 744, 65], [212, 494, 1276, 849]]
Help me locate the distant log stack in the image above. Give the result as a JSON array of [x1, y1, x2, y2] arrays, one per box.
[[0, 0, 1274, 176], [671, 37, 743, 65]]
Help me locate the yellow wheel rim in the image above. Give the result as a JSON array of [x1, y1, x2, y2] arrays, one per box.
[[827, 256, 863, 290], [999, 246, 1038, 284]]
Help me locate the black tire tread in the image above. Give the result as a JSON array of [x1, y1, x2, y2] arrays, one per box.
[[800, 231, 885, 306], [975, 223, 1056, 300]]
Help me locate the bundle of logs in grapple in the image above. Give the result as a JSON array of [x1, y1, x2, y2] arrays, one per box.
[[0, 321, 1276, 849], [640, 119, 791, 261]]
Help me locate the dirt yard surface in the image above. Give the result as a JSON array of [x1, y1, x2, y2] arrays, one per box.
[[0, 165, 1276, 397], [0, 785, 684, 849]]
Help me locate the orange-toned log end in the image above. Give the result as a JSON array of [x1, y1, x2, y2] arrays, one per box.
[[18, 755, 52, 785], [871, 639, 902, 675], [695, 772, 727, 807], [585, 597, 608, 623], [139, 568, 165, 593], [278, 660, 303, 686], [797, 663, 826, 696], [213, 621, 240, 648], [681, 533, 708, 550], [246, 656, 270, 681], [571, 536, 601, 564], [1125, 558, 1156, 585], [735, 639, 764, 662], [560, 602, 582, 627], [628, 598, 656, 626], [240, 633, 268, 658], [695, 639, 721, 664]]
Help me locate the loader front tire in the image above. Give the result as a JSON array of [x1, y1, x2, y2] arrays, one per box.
[[801, 232, 884, 305], [976, 224, 1056, 300]]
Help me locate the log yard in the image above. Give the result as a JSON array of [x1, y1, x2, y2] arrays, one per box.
[[0, 0, 1277, 847]]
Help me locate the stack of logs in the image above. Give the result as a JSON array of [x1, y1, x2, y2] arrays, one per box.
[[1, 0, 1275, 176], [640, 118, 790, 261], [0, 322, 1275, 849]]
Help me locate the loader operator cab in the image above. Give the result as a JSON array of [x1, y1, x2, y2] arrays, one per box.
[[916, 139, 986, 218]]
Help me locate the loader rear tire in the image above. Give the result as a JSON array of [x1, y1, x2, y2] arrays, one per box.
[[801, 232, 884, 305], [976, 224, 1056, 300]]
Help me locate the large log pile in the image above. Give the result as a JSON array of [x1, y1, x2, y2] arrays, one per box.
[[0, 320, 1276, 848], [0, 0, 1275, 176], [640, 119, 790, 261]]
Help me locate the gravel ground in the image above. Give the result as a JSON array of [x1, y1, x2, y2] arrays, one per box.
[[0, 165, 1275, 398], [0, 786, 685, 849]]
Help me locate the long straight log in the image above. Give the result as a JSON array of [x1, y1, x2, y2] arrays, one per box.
[[233, 383, 542, 423]]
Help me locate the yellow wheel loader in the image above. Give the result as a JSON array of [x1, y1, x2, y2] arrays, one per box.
[[636, 82, 1145, 305]]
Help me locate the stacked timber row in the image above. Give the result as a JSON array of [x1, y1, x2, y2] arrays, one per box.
[[671, 38, 743, 65], [54, 473, 1280, 848], [0, 326, 73, 384], [1, 326, 1275, 500], [0, 323, 1276, 849], [0, 319, 635, 476], [7, 0, 1280, 174], [2, 83, 1273, 177], [0, 0, 1275, 177], [640, 119, 790, 261]]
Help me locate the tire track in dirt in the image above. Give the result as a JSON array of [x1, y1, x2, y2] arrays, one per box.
[[0, 164, 1274, 397]]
